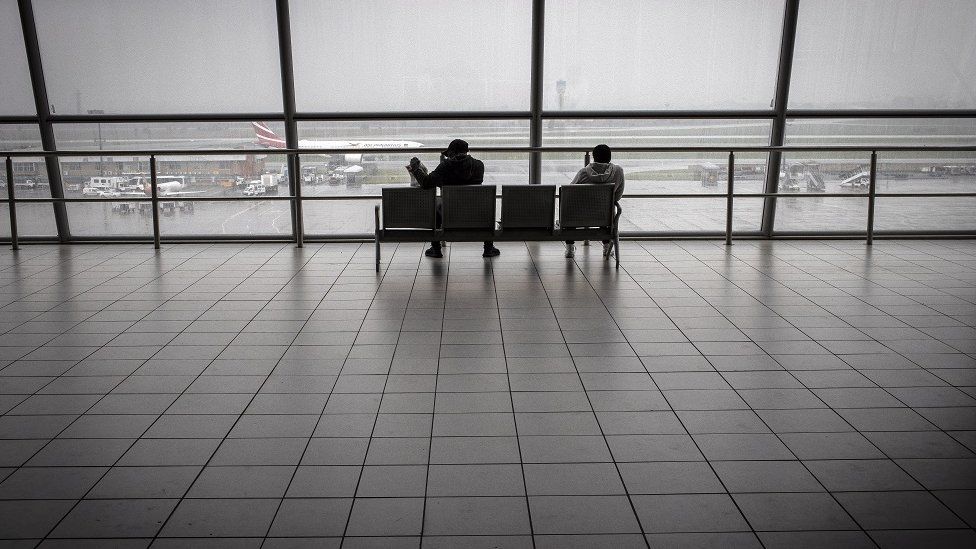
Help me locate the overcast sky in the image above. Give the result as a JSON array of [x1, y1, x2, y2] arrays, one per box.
[[2, 0, 974, 115]]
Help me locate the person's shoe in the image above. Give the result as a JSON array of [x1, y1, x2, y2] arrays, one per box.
[[602, 241, 614, 260], [425, 247, 443, 258], [482, 246, 500, 258], [564, 243, 575, 258]]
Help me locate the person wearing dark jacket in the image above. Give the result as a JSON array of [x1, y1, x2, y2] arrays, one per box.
[[407, 139, 500, 258]]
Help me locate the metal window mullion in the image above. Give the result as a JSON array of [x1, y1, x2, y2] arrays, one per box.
[[18, 0, 70, 242], [276, 0, 301, 246], [761, 0, 800, 237], [529, 0, 545, 184]]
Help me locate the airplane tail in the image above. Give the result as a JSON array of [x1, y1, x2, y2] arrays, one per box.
[[252, 122, 286, 148]]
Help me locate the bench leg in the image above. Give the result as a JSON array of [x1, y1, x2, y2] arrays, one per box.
[[374, 205, 381, 273], [614, 236, 620, 269]]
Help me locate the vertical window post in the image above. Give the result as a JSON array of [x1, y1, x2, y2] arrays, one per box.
[[276, 0, 301, 246], [761, 0, 800, 237], [529, 0, 545, 184]]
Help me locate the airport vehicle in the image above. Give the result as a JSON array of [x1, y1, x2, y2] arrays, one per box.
[[97, 189, 122, 198], [242, 184, 266, 197], [778, 177, 801, 192], [87, 176, 129, 191], [261, 173, 280, 194], [65, 183, 82, 192], [111, 202, 136, 215], [253, 121, 423, 164], [840, 169, 870, 190], [82, 186, 101, 196], [14, 179, 36, 190], [159, 201, 177, 215], [697, 163, 720, 187]]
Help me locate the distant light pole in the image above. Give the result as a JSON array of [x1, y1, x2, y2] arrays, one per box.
[[88, 109, 105, 176]]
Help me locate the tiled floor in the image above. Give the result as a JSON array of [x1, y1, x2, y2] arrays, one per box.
[[0, 239, 974, 548]]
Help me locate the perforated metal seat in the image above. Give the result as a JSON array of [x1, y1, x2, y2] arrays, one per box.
[[442, 185, 496, 231], [501, 185, 555, 233], [559, 184, 614, 229], [381, 187, 436, 229]]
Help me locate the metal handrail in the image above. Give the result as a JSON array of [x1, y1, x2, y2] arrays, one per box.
[[1, 145, 976, 157], [3, 144, 975, 248]]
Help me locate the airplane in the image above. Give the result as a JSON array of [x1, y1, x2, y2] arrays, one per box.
[[120, 176, 207, 197], [252, 122, 424, 164]]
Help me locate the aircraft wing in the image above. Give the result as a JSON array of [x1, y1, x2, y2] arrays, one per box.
[[159, 190, 208, 196]]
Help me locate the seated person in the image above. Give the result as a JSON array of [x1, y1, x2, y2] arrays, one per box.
[[564, 144, 625, 259], [407, 139, 500, 258]]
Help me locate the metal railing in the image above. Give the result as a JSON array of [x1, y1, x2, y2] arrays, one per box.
[[2, 144, 975, 249]]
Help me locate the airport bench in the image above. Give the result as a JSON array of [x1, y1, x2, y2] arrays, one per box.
[[374, 184, 621, 271]]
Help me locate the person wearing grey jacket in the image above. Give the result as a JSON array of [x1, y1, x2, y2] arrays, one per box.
[[565, 144, 624, 259]]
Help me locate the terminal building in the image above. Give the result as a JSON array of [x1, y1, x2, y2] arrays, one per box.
[[0, 0, 974, 547]]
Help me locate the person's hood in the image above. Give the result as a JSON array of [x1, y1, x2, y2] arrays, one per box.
[[585, 162, 617, 183]]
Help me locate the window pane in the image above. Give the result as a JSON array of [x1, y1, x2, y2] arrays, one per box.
[[775, 197, 867, 232], [790, 0, 976, 109], [785, 119, 976, 147], [58, 150, 287, 238], [297, 120, 529, 197], [619, 197, 763, 233], [158, 199, 291, 237], [33, 0, 282, 114], [303, 200, 376, 236], [544, 0, 784, 110], [67, 201, 152, 237], [0, 0, 35, 116], [543, 120, 769, 233], [0, 124, 54, 236], [0, 124, 45, 199], [291, 0, 531, 111], [876, 198, 976, 232], [780, 119, 976, 233], [54, 121, 286, 151]]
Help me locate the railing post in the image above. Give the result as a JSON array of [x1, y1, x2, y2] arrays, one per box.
[[726, 151, 734, 246], [866, 150, 877, 246], [293, 153, 303, 248], [150, 155, 160, 250], [5, 157, 18, 251]]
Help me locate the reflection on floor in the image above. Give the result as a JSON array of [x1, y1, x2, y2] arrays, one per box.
[[0, 240, 974, 547]]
